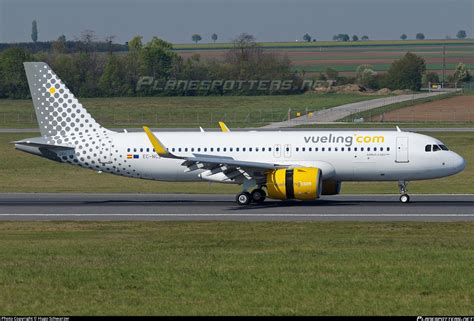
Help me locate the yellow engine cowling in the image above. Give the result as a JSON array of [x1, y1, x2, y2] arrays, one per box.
[[266, 168, 322, 200]]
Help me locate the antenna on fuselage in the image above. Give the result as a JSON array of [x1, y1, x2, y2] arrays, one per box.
[[396, 126, 402, 132], [199, 127, 205, 132]]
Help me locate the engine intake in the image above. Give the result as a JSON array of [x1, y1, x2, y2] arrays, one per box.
[[266, 167, 322, 200]]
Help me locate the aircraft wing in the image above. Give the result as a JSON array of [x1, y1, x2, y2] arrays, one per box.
[[143, 126, 288, 180]]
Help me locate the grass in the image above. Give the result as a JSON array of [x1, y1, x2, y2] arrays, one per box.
[[0, 93, 382, 129], [0, 221, 472, 315], [1, 131, 473, 194]]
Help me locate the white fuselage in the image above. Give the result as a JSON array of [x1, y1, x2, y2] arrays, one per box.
[[95, 130, 465, 183]]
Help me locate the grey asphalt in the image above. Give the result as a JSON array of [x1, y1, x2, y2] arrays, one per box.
[[0, 193, 473, 221]]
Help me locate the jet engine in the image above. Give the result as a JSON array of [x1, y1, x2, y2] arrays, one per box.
[[266, 168, 322, 200]]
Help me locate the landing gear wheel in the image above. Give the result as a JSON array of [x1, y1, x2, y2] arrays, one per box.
[[251, 188, 266, 204], [236, 192, 252, 206], [400, 194, 410, 203]]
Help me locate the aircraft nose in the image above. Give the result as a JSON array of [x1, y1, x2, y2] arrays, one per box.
[[451, 153, 466, 174]]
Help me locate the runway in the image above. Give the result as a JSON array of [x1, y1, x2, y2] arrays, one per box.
[[0, 193, 473, 221]]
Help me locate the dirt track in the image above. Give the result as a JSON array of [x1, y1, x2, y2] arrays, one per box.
[[369, 95, 474, 122]]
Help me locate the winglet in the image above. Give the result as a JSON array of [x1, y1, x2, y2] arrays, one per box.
[[218, 121, 230, 132], [143, 126, 173, 158]]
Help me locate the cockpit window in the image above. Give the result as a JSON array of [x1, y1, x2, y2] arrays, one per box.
[[425, 145, 431, 152], [432, 145, 441, 152], [440, 145, 449, 151]]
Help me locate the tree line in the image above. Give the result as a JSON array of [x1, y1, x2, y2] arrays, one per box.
[[0, 33, 302, 99]]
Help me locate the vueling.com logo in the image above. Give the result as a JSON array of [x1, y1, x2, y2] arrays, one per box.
[[304, 134, 385, 146]]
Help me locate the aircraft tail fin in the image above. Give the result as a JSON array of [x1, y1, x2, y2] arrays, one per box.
[[23, 62, 109, 138]]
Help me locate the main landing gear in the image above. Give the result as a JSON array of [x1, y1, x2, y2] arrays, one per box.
[[236, 188, 266, 206], [398, 180, 410, 203]]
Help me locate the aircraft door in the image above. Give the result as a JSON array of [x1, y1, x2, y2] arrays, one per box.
[[396, 137, 409, 163]]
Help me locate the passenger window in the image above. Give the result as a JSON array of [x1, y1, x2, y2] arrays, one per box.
[[133, 148, 137, 152], [262, 147, 265, 152], [210, 148, 214, 152], [217, 148, 220, 152], [367, 147, 370, 152], [348, 147, 351, 151], [433, 145, 441, 152], [243, 148, 246, 152], [296, 147, 299, 152], [387, 147, 390, 151], [249, 148, 252, 152], [309, 147, 312, 152], [361, 147, 364, 152], [236, 148, 239, 152], [425, 145, 431, 152], [191, 148, 194, 152], [127, 148, 131, 152], [269, 147, 272, 152], [178, 148, 182, 152], [322, 147, 325, 152], [341, 147, 344, 152], [315, 147, 319, 152], [204, 148, 207, 152], [328, 147, 331, 152], [230, 147, 233, 152], [302, 147, 306, 152], [255, 148, 259, 152], [140, 148, 143, 152], [335, 147, 338, 152]]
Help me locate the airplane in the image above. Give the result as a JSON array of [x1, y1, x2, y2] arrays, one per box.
[[14, 62, 466, 205]]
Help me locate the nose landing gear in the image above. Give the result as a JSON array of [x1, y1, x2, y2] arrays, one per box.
[[398, 180, 410, 203]]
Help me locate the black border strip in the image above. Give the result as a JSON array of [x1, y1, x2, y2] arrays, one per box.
[[285, 169, 294, 199]]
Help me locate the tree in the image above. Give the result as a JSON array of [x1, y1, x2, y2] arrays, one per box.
[[31, 20, 38, 42], [361, 35, 369, 41], [0, 47, 33, 98], [52, 35, 67, 54], [416, 33, 425, 40], [385, 52, 426, 90], [192, 34, 202, 44], [423, 72, 439, 86], [453, 62, 471, 84], [400, 34, 407, 40], [333, 34, 350, 42], [99, 54, 127, 96], [356, 64, 377, 88], [211, 33, 218, 43], [325, 67, 338, 80], [352, 35, 359, 42], [456, 30, 467, 39], [303, 33, 312, 42]]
